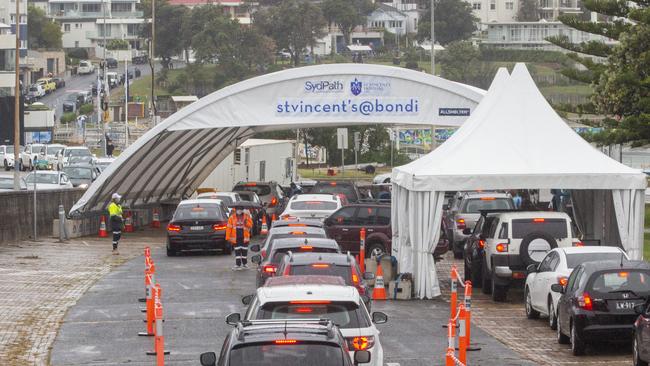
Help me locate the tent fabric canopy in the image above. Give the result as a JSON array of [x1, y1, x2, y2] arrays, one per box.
[[391, 64, 647, 299]]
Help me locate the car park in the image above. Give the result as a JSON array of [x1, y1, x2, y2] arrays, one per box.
[[232, 181, 287, 218], [56, 146, 94, 170], [62, 164, 101, 188], [479, 210, 581, 302], [280, 194, 342, 221], [555, 260, 650, 355], [19, 143, 45, 171], [37, 78, 56, 94], [198, 318, 369, 366], [250, 237, 341, 287], [24, 171, 73, 189], [525, 246, 629, 329], [444, 191, 515, 259], [634, 302, 650, 366], [166, 199, 230, 256], [312, 181, 361, 203], [236, 278, 386, 365], [196, 191, 242, 206], [0, 176, 27, 191], [0, 144, 18, 171], [77, 60, 94, 75]]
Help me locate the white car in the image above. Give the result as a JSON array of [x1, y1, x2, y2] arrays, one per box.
[[77, 60, 94, 75], [372, 173, 391, 184], [24, 171, 73, 189], [238, 277, 387, 366], [19, 143, 45, 171], [94, 157, 115, 172], [280, 194, 342, 221], [0, 144, 19, 171], [43, 144, 66, 169], [196, 191, 242, 206], [524, 246, 628, 329], [0, 176, 27, 191], [56, 146, 94, 170]]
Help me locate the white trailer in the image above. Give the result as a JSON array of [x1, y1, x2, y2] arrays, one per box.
[[200, 139, 297, 191]]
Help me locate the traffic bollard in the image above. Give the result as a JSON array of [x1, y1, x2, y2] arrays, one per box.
[[138, 255, 154, 303], [450, 265, 458, 320], [445, 319, 455, 366], [457, 304, 467, 365], [464, 280, 482, 352], [359, 228, 366, 273], [146, 285, 170, 359], [138, 268, 155, 336]]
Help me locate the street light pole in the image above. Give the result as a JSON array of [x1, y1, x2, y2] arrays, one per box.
[[430, 0, 435, 75], [149, 0, 157, 119], [13, 0, 21, 190]]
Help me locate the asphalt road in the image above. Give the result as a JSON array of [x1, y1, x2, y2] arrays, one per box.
[[50, 235, 534, 366]]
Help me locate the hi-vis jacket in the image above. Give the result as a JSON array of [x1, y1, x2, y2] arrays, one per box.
[[226, 212, 253, 245]]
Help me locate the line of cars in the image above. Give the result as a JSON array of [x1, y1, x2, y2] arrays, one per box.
[[451, 190, 650, 361], [25, 76, 66, 103]]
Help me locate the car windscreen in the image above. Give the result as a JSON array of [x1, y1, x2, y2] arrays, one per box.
[[313, 184, 357, 201], [258, 302, 370, 329], [65, 94, 78, 102], [173, 204, 225, 221], [63, 167, 93, 179], [66, 149, 91, 157], [290, 264, 352, 285], [512, 218, 568, 239], [566, 252, 624, 269], [29, 87, 38, 92], [229, 343, 347, 366], [233, 184, 272, 196], [462, 198, 513, 213], [5, 146, 14, 154], [25, 174, 58, 184], [588, 270, 650, 296], [290, 201, 338, 211]]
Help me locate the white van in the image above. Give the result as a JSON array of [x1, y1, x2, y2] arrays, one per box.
[[78, 60, 94, 75]]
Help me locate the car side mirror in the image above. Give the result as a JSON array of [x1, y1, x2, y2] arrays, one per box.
[[551, 284, 565, 294], [251, 254, 262, 264], [225, 312, 241, 326], [362, 272, 375, 280], [526, 264, 537, 274], [241, 294, 253, 305], [354, 350, 371, 364], [249, 244, 261, 252], [372, 311, 388, 324], [200, 352, 217, 366], [462, 228, 472, 235]]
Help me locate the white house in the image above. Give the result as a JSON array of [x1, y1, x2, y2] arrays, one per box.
[[368, 2, 411, 35]]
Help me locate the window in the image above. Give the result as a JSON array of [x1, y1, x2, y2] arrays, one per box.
[[490, 0, 496, 10], [538, 252, 555, 272], [376, 207, 390, 226], [111, 3, 132, 12], [127, 24, 140, 36], [331, 207, 357, 226], [355, 206, 377, 226], [75, 23, 80, 29], [510, 26, 521, 41], [512, 219, 568, 239], [82, 3, 101, 12], [498, 223, 508, 239], [506, 2, 514, 9], [64, 24, 71, 32], [488, 218, 500, 238], [75, 41, 79, 48], [233, 148, 241, 165], [98, 24, 111, 37], [566, 266, 581, 292], [259, 161, 265, 181], [472, 2, 481, 9]]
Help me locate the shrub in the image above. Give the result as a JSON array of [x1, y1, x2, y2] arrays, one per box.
[[107, 39, 129, 50], [79, 103, 94, 115], [60, 112, 77, 124], [67, 48, 88, 60]]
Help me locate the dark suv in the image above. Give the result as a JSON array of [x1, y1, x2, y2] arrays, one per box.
[[463, 211, 506, 288], [325, 204, 449, 259], [312, 181, 361, 204], [232, 181, 287, 218], [198, 319, 370, 366]]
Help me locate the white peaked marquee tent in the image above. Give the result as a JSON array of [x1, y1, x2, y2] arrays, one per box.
[[391, 64, 647, 299]]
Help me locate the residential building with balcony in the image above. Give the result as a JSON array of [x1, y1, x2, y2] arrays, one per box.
[[369, 0, 419, 35], [467, 0, 583, 28], [0, 0, 27, 57], [168, 0, 253, 25], [0, 22, 16, 95]]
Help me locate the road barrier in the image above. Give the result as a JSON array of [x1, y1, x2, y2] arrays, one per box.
[[138, 247, 153, 302], [98, 216, 108, 237], [372, 259, 387, 300], [359, 228, 366, 273], [444, 266, 480, 365], [271, 213, 277, 223], [261, 215, 268, 235], [151, 209, 161, 228], [146, 284, 170, 362], [139, 255, 156, 337]]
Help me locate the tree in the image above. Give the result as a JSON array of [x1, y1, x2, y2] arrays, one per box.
[[516, 0, 539, 21], [254, 0, 326, 66], [416, 0, 477, 45], [28, 6, 62, 49], [321, 0, 374, 46], [439, 41, 497, 89], [141, 0, 188, 68]]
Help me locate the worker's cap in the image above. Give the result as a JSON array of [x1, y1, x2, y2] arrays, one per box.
[[112, 193, 122, 200]]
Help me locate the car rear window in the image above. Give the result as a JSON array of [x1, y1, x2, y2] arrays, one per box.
[[267, 233, 327, 254], [588, 270, 650, 296], [173, 204, 225, 221], [229, 343, 346, 366], [234, 184, 272, 196], [258, 302, 370, 329], [290, 264, 352, 285], [313, 184, 358, 202], [271, 247, 339, 263], [566, 252, 623, 269], [290, 201, 338, 211], [462, 198, 513, 213], [512, 218, 568, 239]]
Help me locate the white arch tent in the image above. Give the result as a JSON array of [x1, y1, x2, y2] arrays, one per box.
[[391, 64, 647, 299], [70, 64, 486, 215]]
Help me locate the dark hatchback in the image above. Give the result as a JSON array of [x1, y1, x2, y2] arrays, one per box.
[[312, 181, 361, 204], [166, 200, 230, 256], [554, 260, 650, 355]]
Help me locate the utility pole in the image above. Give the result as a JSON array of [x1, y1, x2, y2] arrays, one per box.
[[13, 0, 21, 190], [149, 0, 157, 119], [101, 0, 108, 156], [430, 0, 435, 75], [124, 53, 129, 147]]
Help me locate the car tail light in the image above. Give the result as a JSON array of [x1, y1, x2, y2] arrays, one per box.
[[212, 223, 227, 231], [578, 292, 593, 311], [456, 219, 466, 229], [274, 339, 297, 345], [496, 243, 508, 253], [282, 215, 297, 220], [557, 276, 568, 286], [295, 307, 313, 313], [300, 246, 313, 251], [283, 264, 291, 275], [618, 272, 629, 278], [480, 197, 496, 201], [290, 300, 332, 304], [270, 197, 278, 207], [290, 231, 306, 235], [263, 265, 277, 274], [329, 182, 337, 186], [573, 241, 584, 247], [351, 265, 360, 286], [478, 239, 485, 249], [348, 336, 375, 350], [512, 272, 526, 279], [244, 182, 257, 187], [288, 223, 306, 227], [167, 223, 181, 232], [312, 263, 330, 268], [533, 218, 545, 223]]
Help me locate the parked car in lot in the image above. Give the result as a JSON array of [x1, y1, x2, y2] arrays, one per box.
[[479, 211, 581, 302], [19, 143, 45, 171], [235, 277, 386, 366], [232, 181, 287, 218], [634, 302, 650, 366], [198, 318, 369, 366], [62, 164, 101, 188], [106, 58, 118, 69], [77, 60, 95, 75], [24, 171, 73, 189], [0, 144, 18, 171], [43, 144, 66, 168], [250, 237, 341, 287], [62, 92, 84, 112], [0, 176, 27, 191], [525, 246, 629, 329], [280, 194, 342, 221], [27, 84, 46, 100], [94, 157, 115, 172], [37, 78, 56, 94], [166, 199, 230, 256], [196, 191, 242, 206], [55, 146, 94, 170], [555, 260, 650, 355], [312, 181, 361, 203], [444, 191, 515, 258]]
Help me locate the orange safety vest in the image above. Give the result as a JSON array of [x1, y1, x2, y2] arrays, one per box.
[[226, 212, 253, 244]]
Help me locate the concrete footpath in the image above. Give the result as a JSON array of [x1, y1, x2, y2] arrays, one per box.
[[48, 235, 533, 366]]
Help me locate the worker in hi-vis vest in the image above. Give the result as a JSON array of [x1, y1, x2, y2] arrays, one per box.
[[108, 193, 124, 255], [226, 208, 253, 270]]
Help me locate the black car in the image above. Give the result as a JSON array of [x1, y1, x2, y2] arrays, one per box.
[[62, 93, 84, 112], [250, 237, 341, 287], [106, 58, 118, 69], [166, 200, 230, 256], [634, 301, 650, 366], [52, 77, 66, 89], [312, 181, 361, 203], [198, 319, 370, 366], [463, 210, 510, 289], [554, 260, 650, 355]]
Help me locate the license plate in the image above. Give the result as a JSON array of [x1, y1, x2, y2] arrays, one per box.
[[190, 226, 204, 231], [615, 301, 636, 310]]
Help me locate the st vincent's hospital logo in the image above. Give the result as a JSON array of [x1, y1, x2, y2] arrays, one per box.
[[351, 78, 362, 96]]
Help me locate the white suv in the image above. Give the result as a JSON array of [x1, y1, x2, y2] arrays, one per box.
[[235, 276, 387, 366], [19, 143, 45, 171], [482, 211, 581, 302]]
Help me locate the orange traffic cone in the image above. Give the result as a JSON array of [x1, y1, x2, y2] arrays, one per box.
[[151, 209, 161, 228], [99, 215, 108, 237], [271, 213, 277, 222], [372, 261, 387, 300], [260, 215, 268, 235]]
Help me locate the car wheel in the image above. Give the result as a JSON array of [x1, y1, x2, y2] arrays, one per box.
[[166, 243, 176, 257], [570, 320, 586, 356], [557, 315, 570, 344], [548, 299, 558, 330], [491, 273, 507, 302], [634, 337, 649, 366], [3, 160, 8, 171], [481, 259, 492, 294], [470, 258, 482, 288], [366, 242, 385, 259], [525, 287, 539, 319], [19, 159, 24, 171], [29, 159, 34, 171]]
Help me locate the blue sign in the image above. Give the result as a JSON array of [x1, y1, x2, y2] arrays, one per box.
[[350, 78, 362, 96], [439, 108, 470, 116]]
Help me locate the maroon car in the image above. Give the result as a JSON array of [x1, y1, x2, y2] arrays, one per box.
[[324, 203, 449, 258]]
